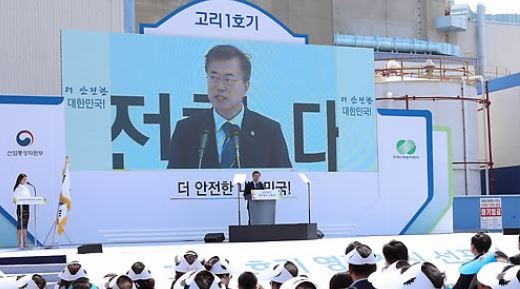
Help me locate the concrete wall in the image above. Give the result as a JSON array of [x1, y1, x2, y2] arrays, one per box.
[[135, 0, 334, 45], [0, 0, 124, 96], [333, 0, 448, 42], [454, 21, 520, 169]]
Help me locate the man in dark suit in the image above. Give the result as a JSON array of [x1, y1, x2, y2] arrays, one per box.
[[243, 171, 264, 225], [167, 45, 291, 169], [345, 245, 377, 289]]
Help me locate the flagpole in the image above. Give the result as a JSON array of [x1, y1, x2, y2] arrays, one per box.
[[43, 156, 72, 248]]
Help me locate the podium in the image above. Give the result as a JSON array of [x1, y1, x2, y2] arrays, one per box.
[[15, 197, 47, 248], [248, 189, 282, 225]]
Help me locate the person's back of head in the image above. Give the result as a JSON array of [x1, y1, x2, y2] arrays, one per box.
[[238, 272, 257, 289], [280, 277, 317, 289], [270, 261, 299, 289], [421, 262, 446, 288], [329, 273, 353, 289], [345, 241, 363, 255], [295, 281, 316, 289], [16, 274, 47, 289], [194, 270, 216, 289], [71, 278, 94, 289], [128, 261, 155, 289], [471, 232, 492, 255], [382, 240, 409, 266], [347, 244, 377, 281]]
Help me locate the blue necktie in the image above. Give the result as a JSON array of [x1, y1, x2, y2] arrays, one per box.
[[220, 122, 237, 168]]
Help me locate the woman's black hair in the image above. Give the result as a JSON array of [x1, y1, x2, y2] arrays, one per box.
[[14, 173, 27, 191]]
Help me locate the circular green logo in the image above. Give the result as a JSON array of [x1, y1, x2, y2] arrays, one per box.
[[396, 139, 417, 155]]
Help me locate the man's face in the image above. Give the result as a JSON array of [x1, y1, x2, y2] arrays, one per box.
[[252, 173, 261, 182], [207, 57, 249, 118]]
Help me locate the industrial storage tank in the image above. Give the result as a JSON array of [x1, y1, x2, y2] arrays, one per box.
[[375, 55, 487, 196]]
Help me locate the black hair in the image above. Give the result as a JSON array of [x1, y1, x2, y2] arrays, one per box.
[[394, 260, 411, 271], [70, 278, 92, 289], [116, 275, 134, 288], [329, 273, 353, 289], [382, 240, 409, 264], [32, 274, 47, 289], [194, 270, 216, 289], [238, 272, 257, 289], [348, 245, 377, 278], [252, 171, 261, 176], [131, 261, 155, 289], [13, 173, 27, 191], [345, 241, 363, 255], [471, 232, 492, 254], [296, 281, 317, 289], [421, 262, 446, 288], [205, 45, 252, 81], [495, 250, 509, 260]]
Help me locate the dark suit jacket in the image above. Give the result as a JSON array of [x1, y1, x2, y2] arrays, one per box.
[[243, 181, 265, 198], [167, 108, 292, 169]]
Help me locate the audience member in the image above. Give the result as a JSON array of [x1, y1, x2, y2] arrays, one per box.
[[453, 232, 495, 289], [238, 272, 258, 289], [329, 272, 353, 289], [346, 244, 377, 289], [127, 261, 155, 289]]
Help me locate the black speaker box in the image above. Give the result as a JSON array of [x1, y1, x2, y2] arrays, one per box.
[[78, 243, 103, 254], [204, 233, 225, 243]]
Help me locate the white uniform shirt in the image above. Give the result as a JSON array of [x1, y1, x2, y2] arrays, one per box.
[[13, 184, 31, 201]]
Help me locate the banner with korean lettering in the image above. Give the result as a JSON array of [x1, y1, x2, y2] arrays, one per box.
[[62, 31, 376, 172], [0, 97, 65, 248]]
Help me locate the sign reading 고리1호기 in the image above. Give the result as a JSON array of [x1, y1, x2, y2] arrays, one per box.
[[62, 31, 376, 172]]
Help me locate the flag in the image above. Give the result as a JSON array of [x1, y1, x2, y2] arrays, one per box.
[[57, 157, 71, 235]]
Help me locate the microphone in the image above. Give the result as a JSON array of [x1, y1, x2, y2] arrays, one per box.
[[26, 181, 34, 187], [198, 129, 209, 169], [230, 125, 241, 168]]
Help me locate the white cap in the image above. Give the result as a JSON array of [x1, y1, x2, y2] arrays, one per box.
[[495, 264, 520, 289], [259, 262, 297, 284], [397, 262, 443, 289], [0, 277, 17, 288], [173, 270, 225, 289], [477, 262, 507, 288], [346, 247, 377, 265], [102, 275, 136, 289], [175, 251, 205, 273], [369, 263, 403, 289], [16, 275, 40, 289], [126, 264, 153, 281], [279, 276, 317, 289], [58, 262, 89, 281], [207, 257, 232, 275]]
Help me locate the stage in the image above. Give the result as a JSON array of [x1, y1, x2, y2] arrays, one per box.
[[1, 233, 518, 289]]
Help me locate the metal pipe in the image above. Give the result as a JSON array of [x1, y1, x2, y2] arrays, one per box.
[[460, 79, 469, 195], [477, 4, 487, 76], [335, 33, 461, 56], [485, 81, 495, 195]]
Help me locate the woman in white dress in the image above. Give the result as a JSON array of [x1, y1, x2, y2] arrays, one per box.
[[13, 173, 30, 248]]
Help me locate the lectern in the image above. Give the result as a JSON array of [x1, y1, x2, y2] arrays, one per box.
[[248, 189, 282, 225]]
